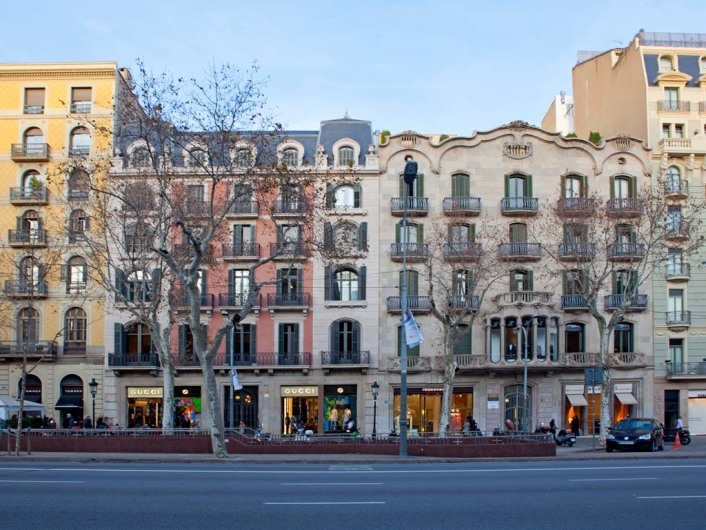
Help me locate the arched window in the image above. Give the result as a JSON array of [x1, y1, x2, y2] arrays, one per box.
[[123, 183, 155, 214], [327, 267, 361, 301], [332, 184, 360, 208], [68, 169, 90, 200], [506, 174, 530, 207], [330, 319, 360, 359], [660, 55, 674, 71], [19, 256, 42, 292], [125, 322, 153, 354], [64, 307, 87, 354], [335, 221, 360, 253], [338, 146, 354, 166], [235, 148, 252, 167], [489, 318, 502, 363], [17, 308, 39, 344], [504, 384, 533, 432], [64, 256, 87, 293], [21, 374, 42, 404], [451, 173, 470, 197], [665, 166, 681, 193], [58, 374, 84, 421], [22, 170, 42, 192], [282, 148, 299, 166], [17, 210, 42, 243], [69, 127, 91, 157], [187, 148, 208, 168], [130, 147, 151, 168], [564, 175, 585, 198], [23, 127, 44, 147], [68, 209, 89, 243]]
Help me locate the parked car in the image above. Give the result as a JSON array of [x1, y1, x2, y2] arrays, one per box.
[[606, 418, 664, 452]]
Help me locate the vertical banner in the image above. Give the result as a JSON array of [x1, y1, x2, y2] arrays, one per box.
[[231, 369, 243, 391], [403, 309, 424, 347]]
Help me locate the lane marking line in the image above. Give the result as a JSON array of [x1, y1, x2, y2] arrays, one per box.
[[636, 495, 706, 500], [0, 480, 85, 484], [569, 478, 657, 482], [265, 501, 385, 505], [281, 482, 383, 486]]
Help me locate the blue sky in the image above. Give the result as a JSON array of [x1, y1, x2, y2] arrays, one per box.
[[3, 0, 706, 135]]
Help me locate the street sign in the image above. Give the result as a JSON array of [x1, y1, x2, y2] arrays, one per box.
[[584, 367, 603, 386]]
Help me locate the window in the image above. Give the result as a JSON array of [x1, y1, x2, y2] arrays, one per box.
[[331, 319, 360, 355], [17, 308, 39, 344], [667, 205, 682, 234], [277, 224, 301, 252], [565, 323, 585, 353], [564, 222, 587, 244], [615, 224, 635, 245], [282, 148, 299, 166], [665, 166, 681, 193], [124, 183, 155, 214], [64, 256, 88, 293], [398, 172, 424, 198], [506, 174, 532, 207], [278, 323, 299, 360], [68, 169, 90, 200], [660, 55, 674, 71], [187, 184, 204, 202], [452, 324, 471, 355], [669, 338, 684, 365], [674, 124, 685, 138], [20, 256, 42, 291], [664, 87, 679, 110], [69, 209, 89, 242], [329, 221, 366, 254], [398, 325, 420, 356], [510, 269, 532, 292], [489, 318, 502, 363], [228, 323, 256, 363], [449, 223, 474, 244], [125, 270, 152, 303], [701, 57, 706, 72], [399, 269, 419, 296], [131, 147, 152, 168], [124, 223, 153, 254], [70, 87, 92, 113], [330, 184, 360, 208], [326, 267, 363, 301], [69, 127, 91, 157], [124, 323, 152, 354], [396, 221, 422, 244], [667, 248, 684, 276], [453, 269, 472, 297], [64, 308, 87, 353], [451, 173, 470, 197], [509, 222, 527, 243], [228, 269, 250, 305], [614, 269, 636, 295], [662, 123, 671, 139], [23, 127, 44, 154], [21, 374, 42, 404], [280, 183, 300, 209], [612, 176, 633, 199], [614, 322, 634, 353], [504, 384, 532, 432], [24, 88, 45, 114], [187, 148, 208, 168], [232, 224, 255, 253], [17, 210, 41, 242], [22, 170, 43, 193], [564, 270, 584, 295], [668, 288, 684, 317], [235, 148, 252, 167], [277, 268, 301, 302], [338, 146, 354, 167]]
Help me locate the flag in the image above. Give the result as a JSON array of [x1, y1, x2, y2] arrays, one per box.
[[231, 369, 243, 391], [403, 309, 424, 348]]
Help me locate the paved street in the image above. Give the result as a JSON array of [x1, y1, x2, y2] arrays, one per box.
[[1, 453, 706, 529]]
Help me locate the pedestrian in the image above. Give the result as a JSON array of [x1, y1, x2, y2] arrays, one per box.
[[549, 418, 557, 435], [462, 416, 471, 433], [675, 416, 683, 432], [571, 415, 580, 436], [83, 416, 93, 429], [285, 413, 291, 434], [63, 413, 73, 429]]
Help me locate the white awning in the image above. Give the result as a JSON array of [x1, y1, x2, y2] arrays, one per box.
[[566, 394, 588, 406], [615, 392, 637, 405]]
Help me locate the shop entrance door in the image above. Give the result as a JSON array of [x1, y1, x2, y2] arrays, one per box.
[[282, 397, 318, 434], [224, 386, 258, 428]]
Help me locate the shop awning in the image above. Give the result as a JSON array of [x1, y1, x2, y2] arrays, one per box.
[[615, 393, 637, 405], [566, 394, 588, 406], [55, 395, 83, 409]]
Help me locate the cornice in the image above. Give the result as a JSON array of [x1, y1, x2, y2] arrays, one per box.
[[0, 69, 116, 79]]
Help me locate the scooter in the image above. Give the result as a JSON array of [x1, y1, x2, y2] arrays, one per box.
[[555, 429, 577, 447], [663, 428, 691, 445]]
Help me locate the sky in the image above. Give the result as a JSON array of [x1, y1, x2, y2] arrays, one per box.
[[3, 0, 706, 135]]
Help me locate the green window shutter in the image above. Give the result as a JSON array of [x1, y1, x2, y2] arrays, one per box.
[[581, 175, 588, 196], [276, 269, 283, 295], [113, 323, 125, 355], [352, 321, 360, 353], [470, 224, 476, 242], [353, 184, 361, 207], [250, 325, 257, 355], [293, 325, 300, 354], [178, 324, 187, 353], [228, 269, 236, 294], [612, 271, 618, 294], [395, 222, 401, 244], [609, 176, 616, 199], [629, 176, 637, 198], [225, 326, 232, 358], [200, 269, 208, 296], [330, 322, 338, 353], [278, 324, 285, 353], [325, 183, 333, 208], [296, 268, 303, 292], [324, 267, 332, 300], [358, 222, 367, 251], [417, 174, 424, 197], [409, 270, 419, 295], [418, 223, 424, 243], [359, 266, 366, 300], [504, 175, 510, 197], [526, 175, 533, 197], [527, 270, 534, 291], [324, 222, 333, 249], [233, 225, 243, 247]]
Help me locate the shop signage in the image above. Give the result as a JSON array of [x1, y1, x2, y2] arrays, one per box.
[[127, 387, 163, 398], [393, 386, 474, 395], [688, 390, 706, 399], [282, 386, 318, 397], [613, 383, 633, 394], [487, 393, 499, 409], [565, 385, 584, 395]]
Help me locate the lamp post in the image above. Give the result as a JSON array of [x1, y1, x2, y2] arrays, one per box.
[[514, 325, 528, 432], [371, 381, 379, 438], [88, 378, 98, 430], [399, 155, 418, 458]]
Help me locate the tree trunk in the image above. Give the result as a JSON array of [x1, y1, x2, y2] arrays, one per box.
[[201, 358, 227, 457], [598, 328, 612, 445], [14, 367, 27, 456], [438, 345, 458, 438], [161, 365, 175, 432]]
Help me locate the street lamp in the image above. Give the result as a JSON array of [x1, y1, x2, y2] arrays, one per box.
[[88, 378, 98, 430], [514, 326, 528, 432], [371, 381, 380, 438]]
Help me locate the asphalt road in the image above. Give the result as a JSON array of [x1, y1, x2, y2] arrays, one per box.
[[1, 459, 705, 529]]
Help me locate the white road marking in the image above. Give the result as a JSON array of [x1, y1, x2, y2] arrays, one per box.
[[0, 480, 85, 484], [637, 495, 706, 500], [569, 477, 657, 482], [281, 482, 383, 486], [265, 501, 385, 505]]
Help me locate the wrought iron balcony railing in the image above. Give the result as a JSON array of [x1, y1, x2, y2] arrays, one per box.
[[221, 242, 260, 259], [11, 143, 50, 161], [390, 243, 429, 261], [442, 196, 481, 215], [390, 197, 429, 216], [108, 353, 160, 368], [386, 295, 433, 312], [607, 243, 646, 260], [320, 350, 370, 366], [500, 197, 539, 214], [443, 242, 482, 260], [9, 187, 48, 204], [606, 198, 644, 217], [666, 310, 691, 326], [266, 292, 311, 307], [498, 242, 542, 259], [604, 294, 648, 310]]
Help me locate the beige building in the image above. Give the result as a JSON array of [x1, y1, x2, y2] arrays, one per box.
[[375, 123, 653, 435], [572, 30, 706, 433]]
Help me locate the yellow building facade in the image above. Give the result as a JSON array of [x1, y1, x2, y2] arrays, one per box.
[[0, 62, 128, 426]]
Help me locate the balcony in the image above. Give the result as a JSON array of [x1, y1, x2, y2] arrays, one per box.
[[498, 242, 542, 261], [3, 281, 48, 299], [218, 292, 261, 309], [446, 295, 480, 311], [386, 356, 433, 372], [556, 197, 596, 217], [0, 341, 57, 362], [258, 352, 312, 370], [667, 361, 706, 378], [443, 242, 482, 261], [221, 242, 260, 260], [606, 352, 646, 369], [70, 102, 92, 113], [11, 143, 50, 162], [666, 310, 691, 330], [441, 351, 606, 372], [607, 243, 646, 260], [666, 226, 689, 242], [272, 200, 306, 217], [495, 291, 553, 307], [8, 229, 48, 248], [390, 197, 429, 217], [108, 352, 160, 370], [665, 179, 689, 199], [24, 104, 44, 115], [174, 292, 215, 309], [227, 200, 259, 217], [666, 263, 690, 281], [269, 242, 308, 260], [69, 146, 90, 158], [9, 187, 48, 205], [320, 350, 370, 372], [386, 295, 433, 313], [604, 294, 648, 311], [606, 198, 644, 217], [68, 188, 90, 201], [390, 243, 429, 262], [561, 294, 589, 311], [442, 196, 481, 216], [500, 197, 539, 215], [657, 100, 690, 112], [558, 243, 596, 261], [181, 200, 209, 217], [266, 292, 311, 311]]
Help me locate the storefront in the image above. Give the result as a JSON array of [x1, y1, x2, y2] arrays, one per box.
[[127, 386, 163, 428], [392, 386, 473, 434], [688, 390, 706, 434], [223, 385, 259, 429], [564, 384, 601, 435], [613, 383, 637, 423], [175, 386, 202, 428], [282, 385, 319, 434], [323, 385, 357, 433]]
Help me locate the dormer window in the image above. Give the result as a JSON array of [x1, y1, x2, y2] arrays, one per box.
[[701, 56, 706, 72], [282, 148, 299, 167], [660, 55, 674, 71], [338, 146, 354, 167], [187, 148, 208, 168], [131, 147, 151, 168], [235, 148, 252, 167]]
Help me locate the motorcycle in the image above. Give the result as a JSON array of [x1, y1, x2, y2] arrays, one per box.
[[663, 428, 691, 445], [555, 429, 577, 447]]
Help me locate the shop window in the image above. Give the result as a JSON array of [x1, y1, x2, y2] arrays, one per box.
[[21, 374, 42, 404], [64, 307, 87, 354], [504, 384, 532, 432], [324, 385, 357, 433], [57, 374, 84, 427], [489, 318, 501, 363], [393, 386, 473, 434], [224, 386, 258, 429]]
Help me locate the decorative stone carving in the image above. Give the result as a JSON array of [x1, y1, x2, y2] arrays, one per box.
[[399, 131, 419, 147], [614, 135, 633, 151], [503, 141, 533, 159]]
